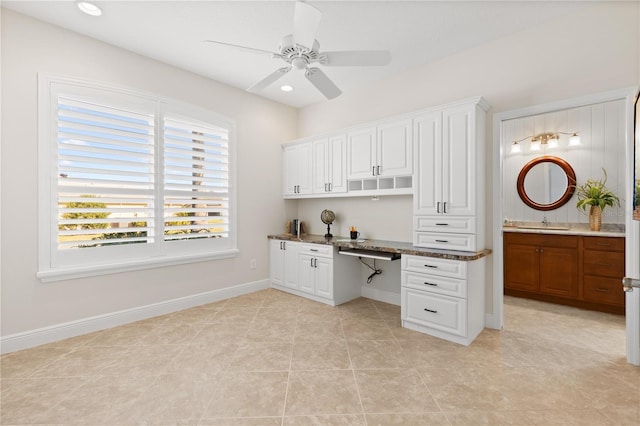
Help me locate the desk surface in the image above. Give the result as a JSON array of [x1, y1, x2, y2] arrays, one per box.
[[268, 234, 491, 261]]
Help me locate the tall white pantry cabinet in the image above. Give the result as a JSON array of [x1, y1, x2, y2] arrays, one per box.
[[404, 97, 489, 346]]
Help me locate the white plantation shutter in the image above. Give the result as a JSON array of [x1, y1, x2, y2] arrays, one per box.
[[38, 75, 237, 281], [56, 95, 155, 249], [163, 116, 229, 241]]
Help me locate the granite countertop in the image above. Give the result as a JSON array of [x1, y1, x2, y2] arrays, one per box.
[[268, 234, 491, 261], [502, 222, 625, 238]]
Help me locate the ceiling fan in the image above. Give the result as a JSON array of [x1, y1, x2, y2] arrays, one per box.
[[205, 1, 391, 100]]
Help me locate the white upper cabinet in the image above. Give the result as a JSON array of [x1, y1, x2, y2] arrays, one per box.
[[347, 126, 377, 179], [312, 134, 347, 194], [414, 103, 480, 217], [377, 118, 413, 177], [284, 142, 312, 197], [413, 97, 488, 252], [347, 119, 413, 180]]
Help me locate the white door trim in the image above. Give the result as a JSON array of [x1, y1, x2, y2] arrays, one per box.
[[624, 91, 640, 365]]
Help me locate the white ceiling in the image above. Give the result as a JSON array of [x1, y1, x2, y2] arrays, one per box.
[[3, 0, 590, 108]]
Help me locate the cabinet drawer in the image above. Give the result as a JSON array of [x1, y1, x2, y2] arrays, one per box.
[[402, 255, 467, 279], [583, 251, 624, 278], [402, 270, 466, 298], [414, 232, 476, 252], [504, 232, 578, 248], [299, 243, 333, 258], [583, 236, 624, 252], [583, 275, 625, 306], [402, 288, 466, 337], [414, 216, 475, 234]]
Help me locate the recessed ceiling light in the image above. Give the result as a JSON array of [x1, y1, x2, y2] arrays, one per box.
[[76, 1, 102, 16], [280, 85, 294, 92]]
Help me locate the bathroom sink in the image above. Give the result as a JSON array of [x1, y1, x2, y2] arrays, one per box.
[[516, 225, 571, 231]]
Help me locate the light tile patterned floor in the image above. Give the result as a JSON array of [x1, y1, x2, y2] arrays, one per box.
[[1, 290, 638, 425]]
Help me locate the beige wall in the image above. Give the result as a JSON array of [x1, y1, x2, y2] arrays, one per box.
[[296, 2, 640, 306], [0, 9, 297, 336]]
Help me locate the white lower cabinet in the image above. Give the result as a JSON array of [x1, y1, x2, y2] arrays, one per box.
[[401, 254, 485, 345], [270, 240, 360, 306], [269, 240, 299, 290]]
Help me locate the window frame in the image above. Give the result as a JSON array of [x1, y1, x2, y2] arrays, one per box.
[[37, 74, 238, 282]]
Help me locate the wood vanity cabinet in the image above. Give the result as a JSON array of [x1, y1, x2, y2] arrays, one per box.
[[503, 233, 578, 298], [504, 232, 625, 314]]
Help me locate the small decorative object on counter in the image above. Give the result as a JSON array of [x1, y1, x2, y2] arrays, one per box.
[[285, 220, 292, 235], [320, 209, 335, 238], [575, 169, 620, 231], [291, 219, 299, 236], [349, 226, 360, 240]]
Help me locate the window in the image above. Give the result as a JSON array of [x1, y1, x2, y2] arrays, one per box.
[[38, 75, 236, 281]]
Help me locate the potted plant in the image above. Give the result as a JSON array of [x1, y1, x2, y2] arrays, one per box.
[[575, 169, 620, 231]]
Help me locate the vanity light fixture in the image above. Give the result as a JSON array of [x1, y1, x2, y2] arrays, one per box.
[[76, 1, 102, 16], [510, 131, 580, 153]]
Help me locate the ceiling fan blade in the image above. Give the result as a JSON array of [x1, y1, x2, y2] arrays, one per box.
[[293, 1, 322, 48], [305, 67, 341, 100], [204, 40, 279, 57], [247, 67, 291, 92], [319, 50, 392, 66]]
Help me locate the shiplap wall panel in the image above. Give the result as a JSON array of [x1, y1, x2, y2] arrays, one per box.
[[502, 99, 625, 225]]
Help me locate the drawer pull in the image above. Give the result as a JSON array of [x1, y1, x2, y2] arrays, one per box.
[[596, 287, 610, 292], [424, 264, 438, 268], [310, 249, 318, 252], [424, 282, 438, 286], [423, 308, 438, 314], [435, 223, 449, 226], [435, 239, 449, 243]]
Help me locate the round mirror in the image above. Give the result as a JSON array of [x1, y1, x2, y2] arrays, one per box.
[[517, 156, 576, 211]]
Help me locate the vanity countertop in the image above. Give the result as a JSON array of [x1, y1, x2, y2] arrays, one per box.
[[502, 223, 625, 238], [268, 234, 491, 261]]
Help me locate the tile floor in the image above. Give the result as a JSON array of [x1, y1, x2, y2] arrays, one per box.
[[1, 290, 638, 425]]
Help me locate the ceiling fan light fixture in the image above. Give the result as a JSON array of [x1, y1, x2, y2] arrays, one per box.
[[280, 85, 294, 92], [76, 1, 102, 16]]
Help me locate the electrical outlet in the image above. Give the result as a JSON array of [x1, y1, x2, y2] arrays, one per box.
[[250, 258, 257, 269]]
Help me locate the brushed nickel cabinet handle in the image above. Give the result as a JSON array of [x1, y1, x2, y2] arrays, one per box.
[[423, 308, 438, 313], [443, 202, 447, 213], [437, 202, 441, 213], [372, 166, 376, 176], [377, 165, 381, 175]]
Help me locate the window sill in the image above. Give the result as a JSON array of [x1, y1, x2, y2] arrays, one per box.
[[37, 249, 239, 283]]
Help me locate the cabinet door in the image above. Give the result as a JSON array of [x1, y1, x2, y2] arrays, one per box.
[[413, 111, 442, 215], [328, 133, 347, 193], [442, 105, 475, 216], [312, 138, 329, 194], [539, 247, 578, 298], [269, 240, 284, 286], [504, 243, 539, 291], [377, 119, 412, 177], [315, 257, 333, 299], [298, 254, 315, 294], [283, 145, 299, 196], [282, 242, 299, 289], [297, 143, 313, 194], [347, 126, 377, 179]]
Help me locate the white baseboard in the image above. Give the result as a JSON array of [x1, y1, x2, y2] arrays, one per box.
[[1, 279, 270, 354], [360, 286, 401, 306]]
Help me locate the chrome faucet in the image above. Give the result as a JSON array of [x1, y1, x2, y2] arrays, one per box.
[[541, 216, 549, 227]]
